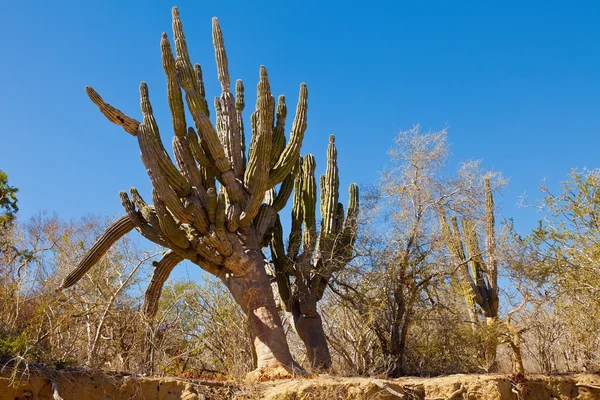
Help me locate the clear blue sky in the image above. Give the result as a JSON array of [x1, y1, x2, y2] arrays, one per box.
[[2, 0, 600, 238]]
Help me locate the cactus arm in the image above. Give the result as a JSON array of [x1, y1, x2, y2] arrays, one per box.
[[186, 127, 220, 186], [214, 97, 224, 138], [462, 219, 488, 293], [172, 135, 206, 199], [484, 177, 499, 317], [226, 203, 241, 232], [450, 216, 485, 306], [171, 8, 228, 174], [119, 190, 169, 247], [271, 158, 300, 212], [254, 204, 277, 247], [287, 160, 304, 260], [301, 154, 318, 259], [193, 64, 210, 118], [343, 184, 360, 243], [320, 135, 340, 237], [213, 18, 243, 179], [440, 210, 485, 309], [85, 86, 140, 136], [161, 33, 186, 138], [240, 66, 274, 226], [137, 123, 192, 225], [139, 82, 191, 197], [143, 250, 184, 318], [206, 188, 218, 224], [270, 216, 293, 312], [268, 84, 308, 188], [60, 215, 135, 289], [235, 79, 247, 169], [171, 10, 245, 206], [129, 187, 161, 228], [270, 95, 287, 168], [484, 177, 497, 293], [215, 192, 227, 234], [151, 188, 191, 249]]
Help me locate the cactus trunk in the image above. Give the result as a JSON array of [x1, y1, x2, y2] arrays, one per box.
[[221, 252, 294, 368], [289, 297, 332, 370]]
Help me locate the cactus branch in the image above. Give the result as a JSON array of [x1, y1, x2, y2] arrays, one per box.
[[86, 87, 140, 136], [60, 215, 135, 289], [143, 250, 184, 318], [268, 84, 308, 188]]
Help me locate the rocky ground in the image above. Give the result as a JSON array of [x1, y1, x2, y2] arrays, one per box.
[[1, 367, 599, 399]]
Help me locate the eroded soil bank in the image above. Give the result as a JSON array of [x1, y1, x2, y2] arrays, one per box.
[[1, 368, 599, 399]]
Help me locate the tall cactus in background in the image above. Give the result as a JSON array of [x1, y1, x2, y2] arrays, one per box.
[[270, 135, 359, 370], [439, 177, 499, 369], [59, 7, 309, 374]]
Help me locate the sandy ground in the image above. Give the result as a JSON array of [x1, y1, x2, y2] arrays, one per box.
[[1, 367, 599, 399]]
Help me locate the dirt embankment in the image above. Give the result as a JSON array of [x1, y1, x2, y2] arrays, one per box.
[[1, 368, 599, 399]]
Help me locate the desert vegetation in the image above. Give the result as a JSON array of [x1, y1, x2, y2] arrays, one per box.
[[1, 6, 599, 396]]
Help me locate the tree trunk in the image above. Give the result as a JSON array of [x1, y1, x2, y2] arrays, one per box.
[[484, 316, 499, 372], [221, 254, 295, 370], [283, 283, 332, 371], [294, 309, 332, 370]]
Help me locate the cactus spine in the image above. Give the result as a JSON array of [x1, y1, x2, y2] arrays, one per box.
[[270, 135, 359, 370], [60, 8, 310, 373]]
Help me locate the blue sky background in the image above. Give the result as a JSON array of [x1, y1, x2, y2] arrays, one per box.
[[2, 1, 599, 258]]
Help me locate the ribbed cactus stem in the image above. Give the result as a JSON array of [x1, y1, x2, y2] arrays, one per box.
[[240, 66, 274, 226], [172, 8, 230, 174], [287, 158, 304, 260], [214, 96, 224, 137], [129, 187, 158, 226], [212, 17, 230, 92], [137, 123, 192, 225], [484, 177, 497, 293], [161, 32, 187, 138], [186, 127, 215, 172], [60, 215, 135, 289], [270, 95, 287, 168], [152, 188, 190, 249], [85, 87, 140, 136], [235, 79, 247, 168], [139, 82, 191, 198], [321, 135, 339, 237], [345, 184, 359, 232], [194, 64, 210, 117], [268, 83, 308, 188], [173, 137, 205, 196], [143, 250, 183, 318], [271, 158, 300, 212], [302, 154, 317, 255], [215, 192, 226, 233], [213, 18, 244, 179], [119, 191, 169, 246]]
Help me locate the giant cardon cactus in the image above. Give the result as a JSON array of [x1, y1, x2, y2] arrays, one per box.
[[59, 7, 308, 373], [270, 135, 359, 370], [439, 177, 499, 368]]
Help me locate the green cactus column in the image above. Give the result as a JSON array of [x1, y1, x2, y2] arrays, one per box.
[[59, 8, 309, 376], [439, 177, 499, 370], [270, 135, 359, 370]]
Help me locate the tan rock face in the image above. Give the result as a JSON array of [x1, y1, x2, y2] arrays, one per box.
[[2, 370, 600, 400]]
